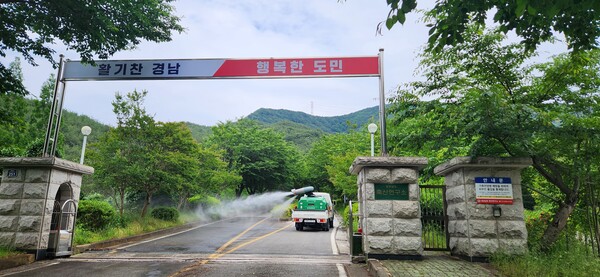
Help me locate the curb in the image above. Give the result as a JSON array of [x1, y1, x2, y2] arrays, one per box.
[[0, 254, 35, 271], [0, 221, 204, 272], [75, 220, 203, 253], [367, 259, 392, 277]]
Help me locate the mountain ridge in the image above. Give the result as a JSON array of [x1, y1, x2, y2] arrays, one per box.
[[247, 106, 379, 133]]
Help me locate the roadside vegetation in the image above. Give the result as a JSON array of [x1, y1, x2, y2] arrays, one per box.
[[491, 233, 600, 276], [74, 212, 196, 246]]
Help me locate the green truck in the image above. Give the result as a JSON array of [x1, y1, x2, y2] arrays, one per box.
[[291, 189, 334, 231]]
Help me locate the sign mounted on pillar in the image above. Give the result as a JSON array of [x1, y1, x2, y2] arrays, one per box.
[[475, 177, 513, 204], [374, 183, 409, 200]]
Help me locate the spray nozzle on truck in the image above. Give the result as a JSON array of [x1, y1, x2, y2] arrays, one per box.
[[290, 186, 334, 231], [290, 186, 315, 196]]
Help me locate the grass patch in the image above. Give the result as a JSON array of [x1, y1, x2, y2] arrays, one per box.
[[422, 222, 447, 249], [74, 212, 197, 246], [491, 242, 600, 277], [0, 246, 23, 258]]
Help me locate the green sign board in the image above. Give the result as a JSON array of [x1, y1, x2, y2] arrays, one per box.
[[374, 183, 409, 200]]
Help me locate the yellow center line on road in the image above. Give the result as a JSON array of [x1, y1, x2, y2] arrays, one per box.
[[171, 218, 292, 276], [219, 221, 292, 255], [213, 217, 269, 254]]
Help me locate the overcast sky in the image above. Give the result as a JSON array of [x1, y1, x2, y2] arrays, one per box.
[[7, 0, 565, 127]]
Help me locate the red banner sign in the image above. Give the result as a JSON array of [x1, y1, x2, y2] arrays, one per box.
[[213, 57, 379, 78]]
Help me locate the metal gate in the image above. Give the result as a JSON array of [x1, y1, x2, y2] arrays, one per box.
[[420, 185, 449, 251], [48, 199, 77, 257]]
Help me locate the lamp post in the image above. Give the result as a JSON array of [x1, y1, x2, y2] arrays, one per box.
[[80, 126, 91, 164], [368, 123, 378, 157]]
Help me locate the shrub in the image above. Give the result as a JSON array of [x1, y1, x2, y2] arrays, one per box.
[[524, 203, 554, 249], [151, 207, 179, 222], [77, 199, 117, 231], [342, 202, 359, 231]]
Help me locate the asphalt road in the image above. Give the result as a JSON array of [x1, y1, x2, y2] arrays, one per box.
[[0, 216, 360, 277]]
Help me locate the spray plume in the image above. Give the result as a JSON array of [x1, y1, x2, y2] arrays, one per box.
[[195, 191, 295, 222]]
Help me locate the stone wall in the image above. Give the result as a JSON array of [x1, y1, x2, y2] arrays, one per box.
[[0, 157, 93, 259], [434, 157, 531, 260], [350, 157, 427, 258], [0, 166, 49, 250]]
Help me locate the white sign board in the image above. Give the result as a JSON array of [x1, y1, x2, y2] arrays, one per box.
[[475, 177, 513, 204]]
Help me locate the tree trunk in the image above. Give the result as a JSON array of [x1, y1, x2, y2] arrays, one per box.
[[177, 195, 184, 210], [585, 180, 600, 256], [110, 192, 120, 216], [235, 182, 245, 198], [119, 191, 125, 216], [541, 192, 579, 251], [177, 192, 189, 211], [246, 185, 256, 195], [141, 192, 153, 217]]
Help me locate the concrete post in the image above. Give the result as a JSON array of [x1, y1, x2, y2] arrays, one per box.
[[350, 156, 428, 260], [0, 157, 93, 260], [434, 157, 531, 261]]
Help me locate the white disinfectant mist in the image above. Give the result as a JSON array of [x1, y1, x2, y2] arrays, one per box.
[[195, 191, 296, 222]]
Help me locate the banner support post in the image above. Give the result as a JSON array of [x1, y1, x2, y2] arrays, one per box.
[[43, 55, 66, 157], [378, 48, 387, 156]]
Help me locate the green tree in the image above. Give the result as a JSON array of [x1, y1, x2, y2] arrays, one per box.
[[26, 75, 55, 141], [88, 129, 131, 216], [326, 150, 363, 199], [387, 93, 470, 183], [209, 119, 299, 197], [388, 25, 600, 250], [90, 90, 233, 216], [0, 0, 183, 94], [90, 90, 159, 216], [182, 144, 241, 209], [153, 122, 204, 211], [0, 58, 28, 151], [383, 0, 600, 52], [305, 130, 372, 201]]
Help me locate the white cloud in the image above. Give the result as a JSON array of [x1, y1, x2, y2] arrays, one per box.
[[4, 0, 565, 127]]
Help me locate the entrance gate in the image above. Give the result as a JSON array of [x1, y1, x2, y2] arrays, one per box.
[[43, 51, 389, 158], [420, 185, 449, 251]]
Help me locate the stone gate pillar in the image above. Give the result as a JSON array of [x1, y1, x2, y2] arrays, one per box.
[[350, 156, 428, 259], [0, 157, 93, 260], [433, 157, 531, 261]]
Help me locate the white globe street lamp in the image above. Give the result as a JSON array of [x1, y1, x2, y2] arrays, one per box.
[[80, 126, 91, 164], [368, 123, 378, 156]]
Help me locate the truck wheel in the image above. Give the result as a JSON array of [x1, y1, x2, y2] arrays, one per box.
[[323, 223, 329, 231], [295, 223, 303, 231], [329, 218, 334, 228]]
